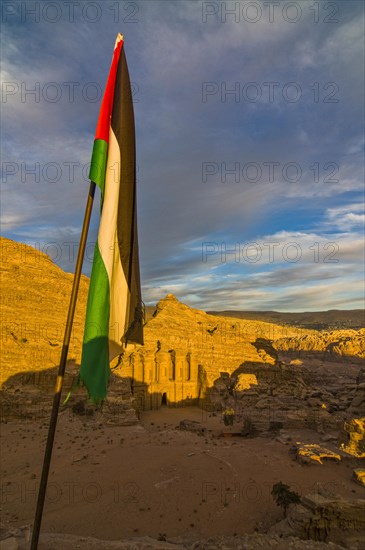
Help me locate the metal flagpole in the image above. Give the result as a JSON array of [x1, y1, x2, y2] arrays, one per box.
[[30, 180, 96, 549]]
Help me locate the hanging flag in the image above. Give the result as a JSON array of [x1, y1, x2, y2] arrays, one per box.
[[80, 34, 143, 402]]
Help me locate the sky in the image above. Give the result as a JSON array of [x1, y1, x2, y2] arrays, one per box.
[[1, 0, 364, 311]]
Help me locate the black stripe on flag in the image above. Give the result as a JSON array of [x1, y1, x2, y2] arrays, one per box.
[[112, 47, 144, 345]]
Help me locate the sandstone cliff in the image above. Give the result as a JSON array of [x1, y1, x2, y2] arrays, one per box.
[[0, 236, 88, 386]]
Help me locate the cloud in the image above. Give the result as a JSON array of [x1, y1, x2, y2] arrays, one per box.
[[324, 203, 365, 230], [1, 0, 364, 311]]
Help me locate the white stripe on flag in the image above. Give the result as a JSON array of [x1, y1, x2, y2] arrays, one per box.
[[97, 128, 129, 359]]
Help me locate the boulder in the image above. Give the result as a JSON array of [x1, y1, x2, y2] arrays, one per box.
[[293, 443, 341, 465]]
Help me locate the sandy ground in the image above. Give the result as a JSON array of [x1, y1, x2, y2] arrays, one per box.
[[1, 405, 364, 547]]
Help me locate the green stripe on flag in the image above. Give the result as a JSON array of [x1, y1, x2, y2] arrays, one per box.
[[80, 242, 111, 401], [89, 139, 108, 196]]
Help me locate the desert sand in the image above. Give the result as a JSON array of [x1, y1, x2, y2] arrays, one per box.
[[1, 405, 364, 549]]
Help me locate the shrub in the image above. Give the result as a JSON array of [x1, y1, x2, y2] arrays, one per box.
[[271, 481, 301, 518]]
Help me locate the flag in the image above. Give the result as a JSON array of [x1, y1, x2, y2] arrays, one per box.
[[80, 34, 143, 402]]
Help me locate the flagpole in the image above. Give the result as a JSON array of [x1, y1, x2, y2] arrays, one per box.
[[30, 180, 96, 550]]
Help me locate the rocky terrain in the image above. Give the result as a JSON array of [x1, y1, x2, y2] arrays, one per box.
[[1, 236, 364, 549], [209, 310, 364, 331], [0, 237, 89, 386], [274, 331, 365, 359]]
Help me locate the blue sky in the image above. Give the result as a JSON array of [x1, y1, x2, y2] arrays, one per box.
[[1, 0, 364, 311]]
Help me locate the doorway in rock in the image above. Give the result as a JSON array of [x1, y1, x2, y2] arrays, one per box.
[[161, 392, 167, 406]]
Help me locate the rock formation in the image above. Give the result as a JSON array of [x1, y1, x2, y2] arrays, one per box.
[[340, 418, 365, 458], [0, 237, 88, 386], [269, 492, 365, 548], [118, 294, 303, 410], [274, 330, 365, 359]]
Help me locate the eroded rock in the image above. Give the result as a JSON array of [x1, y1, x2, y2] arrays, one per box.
[[270, 493, 365, 548], [341, 417, 365, 457], [293, 443, 341, 465]]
